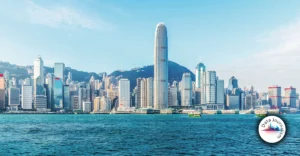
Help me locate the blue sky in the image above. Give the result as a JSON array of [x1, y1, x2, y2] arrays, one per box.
[[1, 0, 300, 91]]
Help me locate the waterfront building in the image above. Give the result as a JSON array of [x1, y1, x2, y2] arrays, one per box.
[[33, 56, 44, 97], [89, 76, 95, 111], [100, 96, 111, 112], [195, 62, 206, 88], [226, 95, 239, 110], [228, 76, 238, 91], [194, 88, 201, 105], [181, 73, 192, 107], [118, 79, 130, 111], [71, 96, 79, 110], [54, 63, 65, 82], [201, 71, 217, 104], [63, 85, 70, 110], [93, 97, 101, 112], [245, 94, 256, 110], [268, 85, 282, 108], [284, 86, 296, 108], [136, 78, 143, 108], [83, 101, 91, 113], [21, 85, 32, 109], [168, 86, 178, 106], [34, 95, 47, 110], [146, 77, 154, 108], [154, 22, 168, 110], [216, 79, 225, 104], [0, 74, 5, 109], [54, 78, 63, 109], [8, 87, 20, 107], [141, 78, 147, 108]]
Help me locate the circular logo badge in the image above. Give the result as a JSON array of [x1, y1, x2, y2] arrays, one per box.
[[258, 116, 286, 143]]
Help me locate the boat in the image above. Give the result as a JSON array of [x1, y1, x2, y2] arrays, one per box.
[[255, 107, 267, 117], [188, 111, 201, 117]]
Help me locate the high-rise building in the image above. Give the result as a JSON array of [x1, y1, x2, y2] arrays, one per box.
[[168, 86, 178, 106], [226, 95, 239, 110], [216, 79, 224, 104], [54, 77, 63, 109], [245, 94, 256, 110], [201, 71, 217, 104], [45, 73, 54, 109], [66, 72, 72, 84], [63, 85, 70, 110], [154, 22, 168, 110], [71, 96, 79, 110], [100, 96, 111, 112], [34, 95, 47, 110], [181, 73, 192, 107], [118, 79, 130, 111], [136, 78, 143, 108], [195, 62, 206, 88], [284, 86, 296, 108], [0, 74, 5, 110], [54, 63, 65, 82], [34, 56, 44, 97], [22, 85, 32, 109], [93, 97, 101, 112], [268, 85, 282, 108], [83, 101, 91, 113], [8, 88, 20, 107], [146, 77, 154, 108], [89, 76, 95, 110], [194, 88, 201, 105], [140, 78, 147, 108], [24, 78, 31, 85], [228, 76, 238, 91]]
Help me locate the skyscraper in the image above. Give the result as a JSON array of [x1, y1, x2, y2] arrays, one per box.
[[22, 85, 33, 109], [8, 88, 20, 107], [201, 71, 217, 104], [216, 79, 225, 104], [63, 85, 70, 110], [54, 77, 63, 109], [118, 79, 130, 111], [54, 63, 65, 82], [284, 86, 296, 108], [181, 73, 192, 107], [34, 56, 44, 97], [154, 22, 168, 110], [0, 74, 5, 110], [136, 78, 143, 108], [146, 77, 154, 108], [268, 85, 282, 108], [195, 62, 206, 88], [228, 76, 238, 91]]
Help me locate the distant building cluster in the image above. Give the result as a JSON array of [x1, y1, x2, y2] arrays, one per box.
[[0, 23, 298, 113]]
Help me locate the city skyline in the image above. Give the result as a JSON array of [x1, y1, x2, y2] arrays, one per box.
[[1, 1, 300, 91]]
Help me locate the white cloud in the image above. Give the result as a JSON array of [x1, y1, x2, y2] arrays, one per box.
[[216, 18, 300, 92], [25, 0, 114, 30]]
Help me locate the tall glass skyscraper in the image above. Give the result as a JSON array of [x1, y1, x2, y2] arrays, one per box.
[[154, 22, 168, 110], [195, 62, 206, 88], [54, 78, 63, 109], [34, 56, 44, 97], [228, 76, 238, 91], [54, 63, 65, 82]]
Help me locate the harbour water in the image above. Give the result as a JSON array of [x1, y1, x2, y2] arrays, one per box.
[[0, 114, 299, 155]]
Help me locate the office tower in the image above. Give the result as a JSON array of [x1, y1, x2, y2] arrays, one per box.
[[66, 72, 72, 84], [104, 77, 111, 90], [118, 79, 130, 111], [11, 77, 17, 88], [83, 102, 91, 113], [93, 97, 101, 112], [100, 96, 111, 112], [194, 88, 201, 105], [216, 79, 224, 104], [0, 74, 5, 109], [3, 70, 9, 80], [22, 85, 32, 109], [195, 62, 206, 88], [34, 56, 44, 97], [169, 86, 178, 106], [63, 85, 70, 110], [245, 94, 256, 110], [226, 95, 239, 110], [8, 88, 20, 107], [268, 85, 282, 108], [146, 77, 154, 108], [54, 63, 65, 82], [71, 96, 79, 110], [45, 73, 54, 109], [228, 76, 238, 91], [154, 22, 168, 110], [201, 71, 217, 104], [89, 76, 95, 110], [34, 95, 47, 110], [136, 78, 143, 108], [284, 86, 296, 108], [181, 73, 192, 106], [140, 78, 147, 108], [54, 78, 63, 109]]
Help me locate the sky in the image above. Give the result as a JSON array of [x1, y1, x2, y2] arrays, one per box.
[[0, 0, 300, 92]]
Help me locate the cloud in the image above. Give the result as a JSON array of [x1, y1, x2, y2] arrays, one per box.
[[216, 18, 300, 92], [25, 0, 114, 30]]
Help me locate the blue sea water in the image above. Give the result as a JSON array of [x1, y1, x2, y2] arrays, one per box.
[[0, 114, 299, 155]]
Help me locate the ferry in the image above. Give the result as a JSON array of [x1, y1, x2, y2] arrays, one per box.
[[188, 111, 201, 118], [254, 107, 267, 117]]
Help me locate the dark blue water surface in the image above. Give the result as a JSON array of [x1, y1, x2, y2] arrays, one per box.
[[0, 114, 299, 155]]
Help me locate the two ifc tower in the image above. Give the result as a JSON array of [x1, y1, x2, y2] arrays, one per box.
[[154, 22, 168, 110]]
